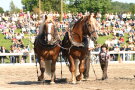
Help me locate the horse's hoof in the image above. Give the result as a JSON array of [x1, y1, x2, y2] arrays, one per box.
[[102, 77, 108, 80], [102, 78, 105, 80], [71, 81, 76, 84], [71, 82, 76, 84], [38, 76, 44, 81], [83, 78, 87, 81], [83, 77, 89, 81], [76, 75, 81, 81], [50, 81, 55, 84], [38, 77, 42, 81]]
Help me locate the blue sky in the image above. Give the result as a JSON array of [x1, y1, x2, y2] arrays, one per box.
[[0, 0, 135, 11]]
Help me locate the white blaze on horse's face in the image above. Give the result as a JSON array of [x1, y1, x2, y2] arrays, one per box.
[[47, 23, 53, 41]]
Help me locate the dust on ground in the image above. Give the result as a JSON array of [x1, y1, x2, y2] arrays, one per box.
[[0, 63, 135, 90]]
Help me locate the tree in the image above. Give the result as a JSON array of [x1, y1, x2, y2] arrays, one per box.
[[10, 0, 16, 13], [129, 3, 135, 14], [21, 0, 135, 19], [129, 3, 135, 19], [22, 0, 38, 12], [10, 0, 20, 13], [110, 1, 131, 13], [21, 0, 68, 13], [66, 0, 111, 14], [0, 7, 4, 13], [88, 0, 111, 18]]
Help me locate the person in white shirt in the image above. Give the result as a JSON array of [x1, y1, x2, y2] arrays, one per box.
[[122, 13, 127, 21]]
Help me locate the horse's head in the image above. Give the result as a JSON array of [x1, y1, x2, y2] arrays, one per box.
[[40, 15, 56, 44], [84, 13, 99, 43]]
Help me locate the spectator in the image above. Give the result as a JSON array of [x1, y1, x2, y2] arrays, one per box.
[[22, 46, 29, 63], [0, 46, 9, 63], [114, 45, 120, 61], [119, 36, 124, 44], [9, 46, 16, 63]]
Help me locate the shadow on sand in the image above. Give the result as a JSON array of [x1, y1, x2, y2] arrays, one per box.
[[114, 77, 135, 81], [8, 78, 68, 85]]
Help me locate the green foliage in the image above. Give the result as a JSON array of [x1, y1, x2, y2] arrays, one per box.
[[42, 0, 61, 12], [22, 0, 38, 12], [129, 3, 135, 14], [0, 7, 4, 13], [110, 1, 131, 13], [21, 0, 135, 16], [21, 0, 67, 13], [89, 0, 111, 13], [10, 0, 20, 13]]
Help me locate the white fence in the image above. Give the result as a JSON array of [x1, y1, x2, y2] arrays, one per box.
[[91, 51, 135, 61], [0, 53, 34, 63], [0, 51, 135, 63]]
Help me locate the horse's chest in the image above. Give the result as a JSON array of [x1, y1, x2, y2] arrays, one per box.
[[43, 50, 55, 58], [70, 48, 87, 59]]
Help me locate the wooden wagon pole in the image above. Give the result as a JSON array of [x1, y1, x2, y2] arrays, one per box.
[[60, 0, 63, 22], [38, 0, 41, 20]]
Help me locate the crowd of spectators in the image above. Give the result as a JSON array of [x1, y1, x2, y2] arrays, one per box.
[[0, 11, 135, 63]]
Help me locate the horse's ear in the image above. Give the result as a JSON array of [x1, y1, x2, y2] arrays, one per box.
[[88, 14, 91, 20], [93, 13, 97, 18], [81, 16, 84, 19], [45, 15, 48, 20]]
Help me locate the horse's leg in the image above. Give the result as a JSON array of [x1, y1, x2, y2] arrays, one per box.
[[38, 59, 45, 82], [69, 55, 76, 84], [76, 59, 85, 81], [50, 60, 56, 84], [100, 61, 108, 80]]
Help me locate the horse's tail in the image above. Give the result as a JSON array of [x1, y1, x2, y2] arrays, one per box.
[[45, 60, 52, 76], [75, 59, 79, 75]]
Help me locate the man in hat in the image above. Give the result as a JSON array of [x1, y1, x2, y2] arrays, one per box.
[[99, 44, 110, 80]]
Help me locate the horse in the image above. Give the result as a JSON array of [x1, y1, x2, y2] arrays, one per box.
[[34, 15, 61, 84], [62, 14, 98, 84]]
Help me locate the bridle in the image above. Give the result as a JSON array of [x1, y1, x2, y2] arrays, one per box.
[[39, 22, 60, 45], [85, 20, 98, 42]]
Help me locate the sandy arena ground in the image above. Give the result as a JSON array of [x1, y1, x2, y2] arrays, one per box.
[[0, 62, 135, 90]]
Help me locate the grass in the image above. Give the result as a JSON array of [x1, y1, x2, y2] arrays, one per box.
[[15, 29, 21, 33], [0, 29, 33, 51], [97, 34, 113, 45], [0, 33, 12, 50], [97, 33, 129, 46]]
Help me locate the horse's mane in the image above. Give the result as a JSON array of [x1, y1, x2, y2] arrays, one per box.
[[72, 17, 83, 29], [38, 18, 46, 35], [72, 16, 88, 29]]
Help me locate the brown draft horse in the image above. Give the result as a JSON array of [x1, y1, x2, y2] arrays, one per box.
[[62, 14, 98, 84], [34, 15, 61, 84]]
